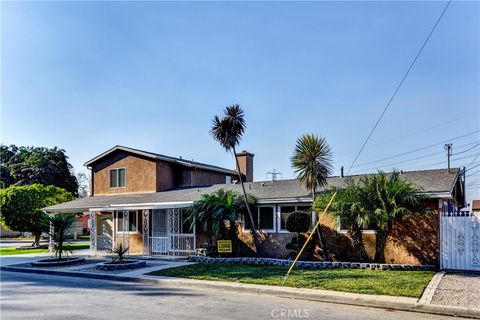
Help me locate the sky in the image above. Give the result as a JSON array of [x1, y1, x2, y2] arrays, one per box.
[[1, 1, 479, 201]]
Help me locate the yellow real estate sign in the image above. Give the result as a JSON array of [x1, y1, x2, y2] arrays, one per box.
[[217, 240, 232, 253]]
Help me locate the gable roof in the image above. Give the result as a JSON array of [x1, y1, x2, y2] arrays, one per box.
[[84, 145, 238, 175], [44, 168, 462, 213]]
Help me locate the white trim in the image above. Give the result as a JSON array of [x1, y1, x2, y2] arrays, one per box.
[[116, 210, 139, 234], [109, 167, 127, 189], [243, 205, 276, 233], [277, 203, 312, 233], [339, 229, 377, 235], [257, 197, 312, 204]]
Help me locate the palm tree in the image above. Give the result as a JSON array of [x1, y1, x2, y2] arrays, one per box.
[[316, 180, 371, 262], [291, 134, 333, 260], [211, 105, 261, 254], [185, 189, 256, 255], [364, 171, 428, 263], [47, 213, 76, 260]]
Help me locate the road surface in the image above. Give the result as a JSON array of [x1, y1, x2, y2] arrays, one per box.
[[0, 271, 466, 320]]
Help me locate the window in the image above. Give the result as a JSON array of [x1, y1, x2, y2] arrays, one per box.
[[109, 168, 126, 188], [226, 176, 232, 184], [116, 211, 137, 232], [279, 205, 311, 232], [244, 206, 275, 232]]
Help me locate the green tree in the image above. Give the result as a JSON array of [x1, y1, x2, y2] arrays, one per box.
[[291, 134, 333, 260], [364, 171, 428, 263], [47, 213, 76, 260], [316, 180, 371, 262], [210, 105, 260, 254], [0, 145, 78, 196], [186, 189, 256, 256], [0, 184, 74, 247]]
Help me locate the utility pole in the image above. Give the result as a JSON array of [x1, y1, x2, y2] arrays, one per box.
[[444, 143, 452, 173]]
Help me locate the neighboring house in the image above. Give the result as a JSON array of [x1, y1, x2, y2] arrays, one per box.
[[472, 200, 480, 213], [44, 145, 466, 265]]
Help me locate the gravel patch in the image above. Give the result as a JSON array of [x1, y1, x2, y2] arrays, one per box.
[[431, 272, 480, 309]]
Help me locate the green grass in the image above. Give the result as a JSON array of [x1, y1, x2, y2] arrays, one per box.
[[150, 263, 434, 298], [0, 243, 90, 256]]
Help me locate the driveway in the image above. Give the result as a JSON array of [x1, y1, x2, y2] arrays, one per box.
[[431, 272, 480, 309], [0, 271, 466, 320]]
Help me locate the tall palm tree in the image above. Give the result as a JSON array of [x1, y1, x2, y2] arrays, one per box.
[[364, 171, 428, 263], [291, 134, 333, 260], [211, 105, 261, 254]]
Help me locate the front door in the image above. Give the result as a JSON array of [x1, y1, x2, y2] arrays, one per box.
[[97, 213, 113, 250]]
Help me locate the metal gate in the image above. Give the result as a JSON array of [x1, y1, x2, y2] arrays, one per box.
[[441, 209, 480, 271], [149, 208, 195, 258]]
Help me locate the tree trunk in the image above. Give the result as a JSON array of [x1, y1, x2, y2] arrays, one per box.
[[374, 229, 389, 263], [312, 190, 328, 261], [233, 146, 260, 256], [33, 233, 41, 248], [350, 228, 369, 262]]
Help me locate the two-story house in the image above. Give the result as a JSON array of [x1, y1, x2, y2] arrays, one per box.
[[44, 145, 466, 265]]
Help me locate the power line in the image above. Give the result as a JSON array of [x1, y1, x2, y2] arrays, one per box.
[[336, 110, 479, 157], [351, 131, 479, 169], [452, 142, 480, 156], [346, 0, 452, 175]]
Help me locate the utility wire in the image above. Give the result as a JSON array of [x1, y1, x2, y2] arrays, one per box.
[[351, 131, 478, 169], [336, 110, 479, 158], [452, 142, 480, 156], [346, 0, 452, 175]]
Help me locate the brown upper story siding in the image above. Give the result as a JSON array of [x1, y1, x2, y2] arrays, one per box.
[[91, 151, 234, 195], [92, 152, 158, 195]]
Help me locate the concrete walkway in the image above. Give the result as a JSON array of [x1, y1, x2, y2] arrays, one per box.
[[431, 272, 480, 309]]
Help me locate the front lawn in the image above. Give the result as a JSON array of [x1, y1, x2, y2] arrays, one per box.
[[0, 243, 90, 256], [150, 263, 434, 298]]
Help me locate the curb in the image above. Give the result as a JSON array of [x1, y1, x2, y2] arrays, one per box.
[[419, 271, 445, 304], [2, 265, 479, 319]]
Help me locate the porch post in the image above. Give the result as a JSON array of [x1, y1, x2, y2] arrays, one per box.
[[122, 210, 129, 254], [48, 214, 54, 254], [90, 212, 97, 256], [142, 209, 150, 257]]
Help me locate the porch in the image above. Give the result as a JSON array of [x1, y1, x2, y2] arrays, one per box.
[[90, 206, 196, 259]]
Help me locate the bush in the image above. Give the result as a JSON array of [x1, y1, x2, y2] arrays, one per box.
[[285, 211, 310, 233]]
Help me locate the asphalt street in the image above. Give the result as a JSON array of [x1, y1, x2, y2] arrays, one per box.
[[0, 271, 466, 320]]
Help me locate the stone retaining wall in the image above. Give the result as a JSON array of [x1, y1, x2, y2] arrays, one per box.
[[189, 256, 435, 271]]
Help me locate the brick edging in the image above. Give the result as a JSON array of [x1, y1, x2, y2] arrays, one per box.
[[189, 256, 436, 271]]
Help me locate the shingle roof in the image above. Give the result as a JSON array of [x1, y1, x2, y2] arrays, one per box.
[[84, 145, 238, 175], [44, 168, 461, 213]]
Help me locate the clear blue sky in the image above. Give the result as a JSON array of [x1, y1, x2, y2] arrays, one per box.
[[2, 1, 479, 200]]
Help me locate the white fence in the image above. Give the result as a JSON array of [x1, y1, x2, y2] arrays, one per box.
[[441, 210, 480, 271]]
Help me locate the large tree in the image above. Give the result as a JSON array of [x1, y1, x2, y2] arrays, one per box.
[[364, 171, 428, 263], [0, 184, 74, 247], [291, 134, 333, 260], [0, 145, 78, 196], [211, 105, 261, 254]]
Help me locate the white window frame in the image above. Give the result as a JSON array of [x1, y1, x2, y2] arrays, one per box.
[[277, 203, 312, 233], [115, 210, 138, 234], [243, 205, 276, 233], [109, 168, 127, 189]]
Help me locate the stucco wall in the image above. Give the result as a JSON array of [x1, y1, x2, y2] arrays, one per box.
[[92, 152, 157, 195], [234, 209, 440, 265]]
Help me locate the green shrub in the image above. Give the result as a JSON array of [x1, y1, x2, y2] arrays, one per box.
[[286, 211, 310, 233]]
